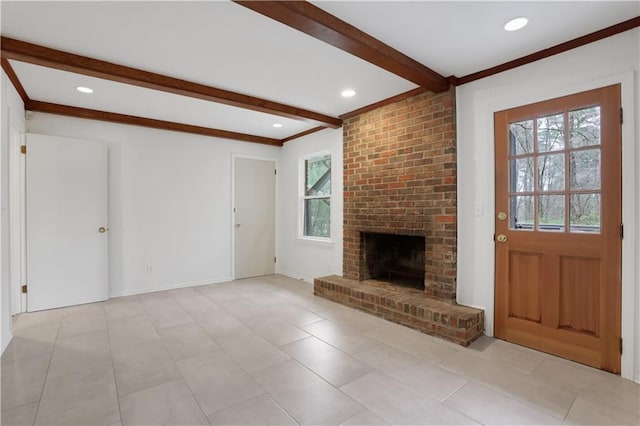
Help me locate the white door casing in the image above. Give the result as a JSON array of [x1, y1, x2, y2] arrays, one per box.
[[26, 134, 108, 311], [234, 157, 276, 279], [9, 122, 24, 315]]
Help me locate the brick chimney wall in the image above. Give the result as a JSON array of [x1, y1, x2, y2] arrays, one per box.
[[342, 88, 458, 301]]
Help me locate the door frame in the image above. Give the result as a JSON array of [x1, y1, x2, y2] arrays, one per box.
[[469, 71, 636, 380], [8, 115, 26, 315], [493, 85, 622, 372], [230, 153, 279, 280]]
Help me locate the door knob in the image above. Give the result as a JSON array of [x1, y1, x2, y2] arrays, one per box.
[[235, 224, 241, 228], [98, 227, 107, 233], [496, 234, 508, 243]]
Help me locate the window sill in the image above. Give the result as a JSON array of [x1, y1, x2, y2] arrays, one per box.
[[297, 236, 335, 247]]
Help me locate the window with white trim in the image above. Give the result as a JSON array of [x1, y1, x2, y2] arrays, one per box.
[[301, 153, 331, 239]]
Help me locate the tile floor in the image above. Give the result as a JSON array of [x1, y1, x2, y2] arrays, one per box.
[[1, 274, 639, 425]]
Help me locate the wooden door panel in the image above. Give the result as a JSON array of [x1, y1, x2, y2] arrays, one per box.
[[495, 85, 621, 374], [508, 251, 542, 322], [559, 256, 600, 335]]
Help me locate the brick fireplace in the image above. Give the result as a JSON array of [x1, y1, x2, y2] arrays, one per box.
[[344, 88, 457, 299], [314, 88, 484, 346]]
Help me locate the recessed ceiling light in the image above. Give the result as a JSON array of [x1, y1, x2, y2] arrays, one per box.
[[76, 86, 94, 94], [273, 123, 283, 128], [341, 88, 356, 98], [504, 17, 528, 32]]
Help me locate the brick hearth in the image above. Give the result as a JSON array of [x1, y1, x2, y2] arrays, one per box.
[[315, 275, 484, 346]]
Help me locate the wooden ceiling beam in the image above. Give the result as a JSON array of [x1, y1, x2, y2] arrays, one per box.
[[2, 37, 342, 129], [281, 126, 325, 143], [1, 58, 29, 103], [235, 1, 449, 93], [26, 100, 283, 147]]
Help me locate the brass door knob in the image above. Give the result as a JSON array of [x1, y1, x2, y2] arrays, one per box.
[[98, 227, 107, 233], [496, 234, 508, 243]]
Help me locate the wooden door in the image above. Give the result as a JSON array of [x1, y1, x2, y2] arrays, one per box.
[[494, 85, 622, 373], [26, 134, 109, 312], [234, 157, 276, 279]]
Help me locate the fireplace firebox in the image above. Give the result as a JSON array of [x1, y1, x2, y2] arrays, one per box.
[[362, 232, 425, 290]]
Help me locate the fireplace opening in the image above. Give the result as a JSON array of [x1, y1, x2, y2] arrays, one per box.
[[362, 232, 425, 290]]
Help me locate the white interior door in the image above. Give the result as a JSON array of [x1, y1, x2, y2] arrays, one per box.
[[234, 157, 276, 279], [26, 134, 108, 312]]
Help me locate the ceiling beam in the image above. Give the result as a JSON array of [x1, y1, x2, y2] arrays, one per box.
[[455, 16, 640, 86], [26, 100, 283, 146], [2, 37, 342, 129], [281, 126, 325, 143], [235, 1, 449, 93], [1, 58, 29, 103]]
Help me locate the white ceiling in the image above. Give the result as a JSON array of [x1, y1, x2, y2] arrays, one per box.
[[1, 1, 638, 142], [314, 1, 640, 77]]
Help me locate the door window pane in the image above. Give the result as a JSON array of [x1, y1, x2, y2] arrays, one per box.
[[537, 113, 564, 152], [509, 120, 534, 155], [510, 157, 534, 192], [570, 149, 600, 190], [538, 154, 565, 191], [569, 106, 600, 148], [538, 195, 565, 231], [570, 193, 600, 233], [510, 195, 534, 230]]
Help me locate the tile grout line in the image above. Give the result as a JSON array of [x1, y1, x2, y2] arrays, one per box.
[[29, 311, 64, 426], [104, 302, 125, 426], [436, 358, 577, 421]]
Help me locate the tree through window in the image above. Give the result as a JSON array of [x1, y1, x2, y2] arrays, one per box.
[[302, 154, 331, 238]]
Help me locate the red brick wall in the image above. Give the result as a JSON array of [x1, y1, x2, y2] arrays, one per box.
[[343, 88, 457, 301]]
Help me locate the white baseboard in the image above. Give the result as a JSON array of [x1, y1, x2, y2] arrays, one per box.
[[1, 331, 12, 355], [109, 276, 233, 299], [279, 270, 314, 284]]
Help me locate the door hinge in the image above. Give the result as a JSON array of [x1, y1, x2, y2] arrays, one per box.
[[493, 234, 496, 242], [274, 257, 277, 263], [21, 284, 27, 294], [20, 145, 26, 154], [621, 223, 624, 240], [620, 337, 623, 354], [274, 169, 277, 175], [620, 107, 623, 124]]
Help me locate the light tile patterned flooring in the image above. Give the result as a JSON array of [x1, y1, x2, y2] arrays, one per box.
[[1, 274, 639, 425]]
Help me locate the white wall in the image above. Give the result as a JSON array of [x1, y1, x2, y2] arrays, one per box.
[[27, 113, 280, 297], [456, 29, 640, 382], [1, 70, 26, 353], [278, 128, 343, 282]]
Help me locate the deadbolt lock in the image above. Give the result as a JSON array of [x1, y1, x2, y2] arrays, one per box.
[[497, 212, 507, 221], [496, 234, 508, 243]]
